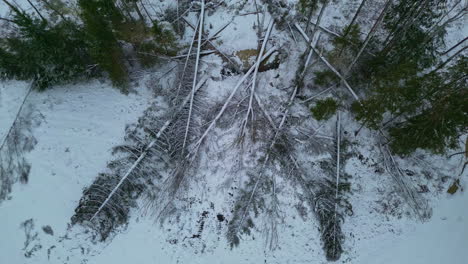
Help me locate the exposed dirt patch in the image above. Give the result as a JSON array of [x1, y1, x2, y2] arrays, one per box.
[[447, 179, 462, 194], [234, 49, 280, 72]]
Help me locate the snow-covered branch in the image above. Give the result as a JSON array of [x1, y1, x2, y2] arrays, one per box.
[[191, 47, 277, 154], [240, 19, 274, 139], [88, 76, 208, 222], [295, 23, 360, 101], [182, 0, 205, 152]]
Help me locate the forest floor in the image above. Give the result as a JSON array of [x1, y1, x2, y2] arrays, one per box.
[[0, 0, 467, 263]]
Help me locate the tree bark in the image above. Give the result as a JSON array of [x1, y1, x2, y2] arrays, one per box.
[[345, 0, 392, 76], [441, 36, 468, 56], [430, 45, 468, 74], [343, 0, 367, 38], [26, 0, 47, 22], [382, 0, 431, 55]]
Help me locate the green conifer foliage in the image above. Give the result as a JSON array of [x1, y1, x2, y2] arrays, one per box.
[[151, 21, 178, 56], [0, 8, 91, 90], [350, 0, 466, 155], [388, 57, 467, 155], [299, 0, 329, 13], [311, 98, 339, 121], [78, 0, 129, 90]]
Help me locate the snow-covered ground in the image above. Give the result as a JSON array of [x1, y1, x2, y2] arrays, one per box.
[[358, 191, 468, 264], [0, 80, 152, 264], [1, 0, 467, 264], [88, 190, 468, 264]]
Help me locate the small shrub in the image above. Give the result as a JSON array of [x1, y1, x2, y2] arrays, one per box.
[[311, 98, 338, 121], [314, 70, 340, 86]]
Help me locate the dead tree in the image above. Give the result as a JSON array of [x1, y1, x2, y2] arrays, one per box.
[[239, 19, 274, 139], [183, 0, 205, 151]]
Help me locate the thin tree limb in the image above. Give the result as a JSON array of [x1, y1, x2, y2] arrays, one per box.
[[345, 0, 392, 75], [26, 0, 46, 22], [302, 87, 332, 103], [430, 45, 467, 74], [0, 16, 15, 23], [344, 0, 367, 38], [441, 36, 468, 56], [172, 50, 216, 59]]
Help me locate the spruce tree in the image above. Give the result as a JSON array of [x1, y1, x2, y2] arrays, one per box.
[[350, 0, 466, 155], [0, 2, 91, 90], [387, 57, 467, 155], [78, 0, 129, 90]]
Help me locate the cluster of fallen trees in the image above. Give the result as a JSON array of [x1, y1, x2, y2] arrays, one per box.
[[70, 0, 465, 261]]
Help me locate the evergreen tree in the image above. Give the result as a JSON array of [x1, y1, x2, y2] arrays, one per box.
[[387, 57, 467, 155], [310, 98, 339, 121], [350, 0, 466, 155], [0, 3, 91, 90], [78, 0, 129, 90]]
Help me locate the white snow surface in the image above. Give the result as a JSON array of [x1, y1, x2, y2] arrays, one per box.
[[1, 0, 467, 263], [0, 80, 152, 264]]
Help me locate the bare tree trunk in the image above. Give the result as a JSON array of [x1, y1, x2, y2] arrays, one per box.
[[26, 0, 47, 22], [192, 48, 277, 152], [300, 0, 328, 94], [140, 0, 155, 24], [2, 0, 29, 21], [119, 1, 136, 23], [441, 36, 468, 55], [182, 17, 242, 73], [133, 1, 146, 22], [430, 45, 468, 74], [309, 1, 327, 47], [304, 2, 315, 33], [253, 0, 262, 50], [343, 0, 367, 37], [382, 0, 431, 55], [240, 19, 274, 138], [337, 0, 367, 56], [295, 23, 360, 101], [176, 0, 180, 33], [381, 0, 419, 45], [344, 0, 392, 76]]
